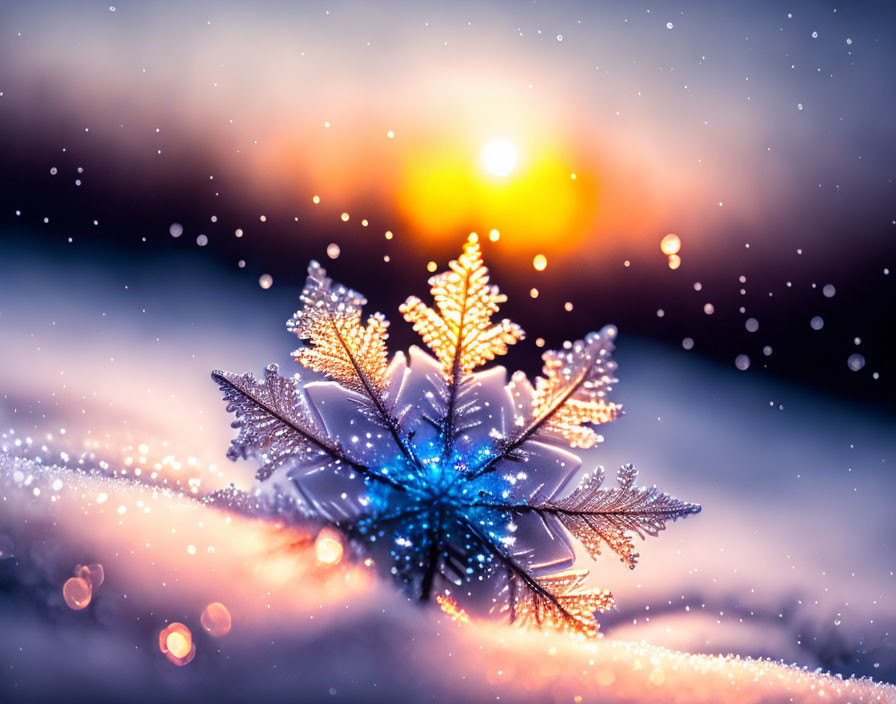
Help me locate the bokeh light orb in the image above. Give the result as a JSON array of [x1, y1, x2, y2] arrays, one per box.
[[532, 254, 547, 271], [314, 530, 344, 566], [62, 576, 92, 610], [75, 563, 104, 589], [159, 622, 195, 666], [480, 139, 518, 177], [847, 353, 866, 371], [201, 602, 232, 637], [667, 254, 682, 270], [167, 631, 190, 659], [660, 233, 681, 255]]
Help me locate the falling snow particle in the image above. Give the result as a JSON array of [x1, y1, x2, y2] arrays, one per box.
[[666, 22, 674, 29], [169, 223, 183, 238], [745, 318, 759, 333], [810, 316, 824, 330], [196, 234, 208, 247], [703, 303, 715, 315], [823, 284, 836, 298], [258, 274, 273, 290], [763, 346, 773, 356], [735, 354, 750, 371], [682, 337, 694, 350], [327, 243, 341, 259]]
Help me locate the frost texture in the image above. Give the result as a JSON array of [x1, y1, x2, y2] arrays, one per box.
[[212, 237, 700, 637]]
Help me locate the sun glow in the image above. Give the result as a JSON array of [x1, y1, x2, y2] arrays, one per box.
[[480, 139, 518, 177], [398, 135, 596, 254]]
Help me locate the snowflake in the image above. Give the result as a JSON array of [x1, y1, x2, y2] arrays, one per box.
[[211, 237, 700, 637]]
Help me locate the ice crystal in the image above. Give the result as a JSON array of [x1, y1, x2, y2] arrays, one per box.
[[212, 237, 700, 637]]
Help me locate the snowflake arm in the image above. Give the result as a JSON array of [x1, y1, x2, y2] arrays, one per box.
[[418, 508, 444, 602], [212, 365, 404, 492], [478, 464, 701, 569], [288, 261, 392, 398], [503, 569, 615, 638], [473, 328, 620, 479], [400, 238, 524, 456], [468, 513, 613, 637], [287, 261, 420, 470]]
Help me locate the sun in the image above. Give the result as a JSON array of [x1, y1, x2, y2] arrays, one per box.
[[479, 138, 518, 177]]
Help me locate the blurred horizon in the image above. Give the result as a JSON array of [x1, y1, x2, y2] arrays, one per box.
[[2, 0, 894, 408]]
